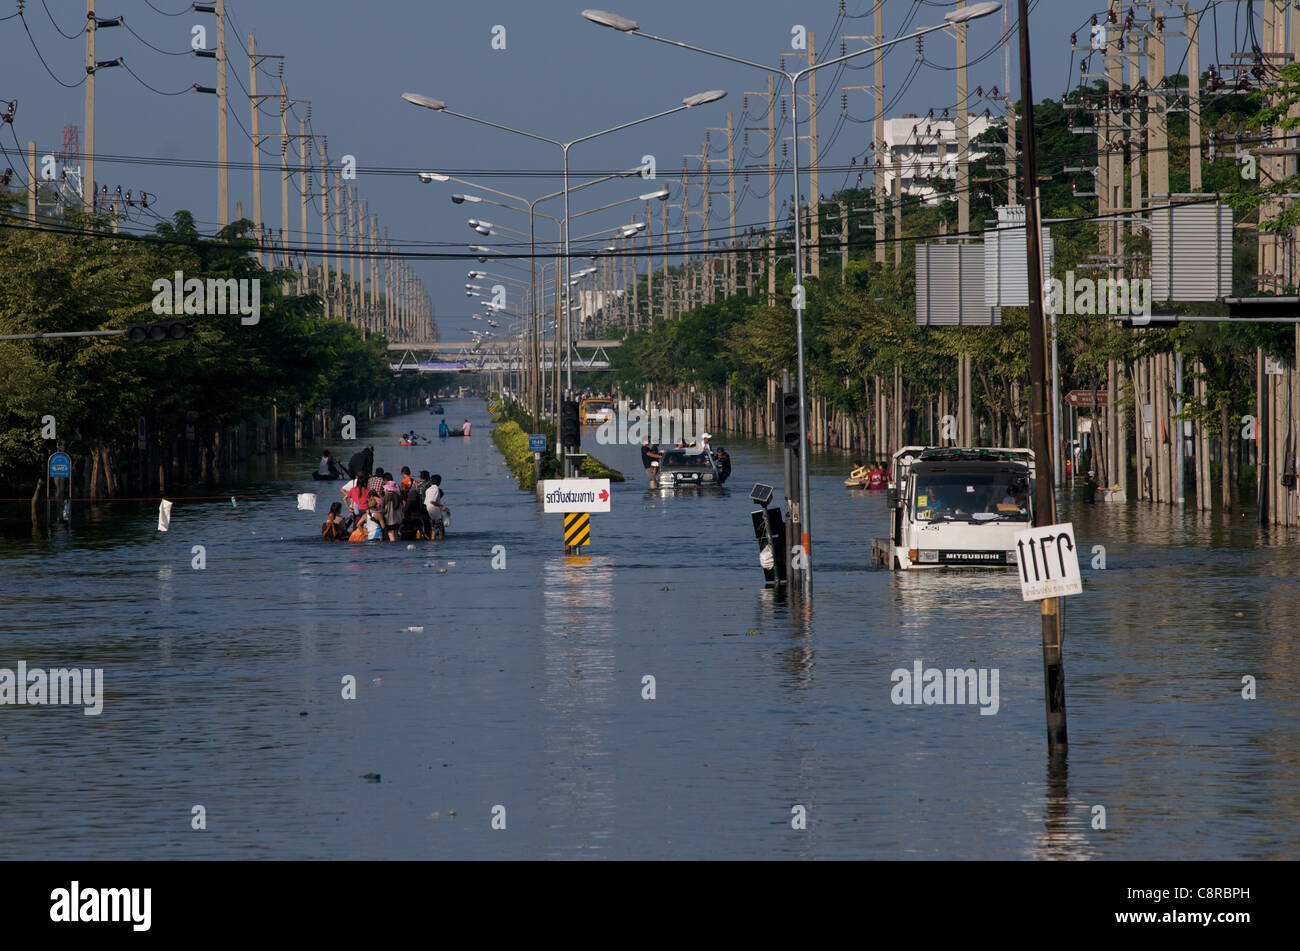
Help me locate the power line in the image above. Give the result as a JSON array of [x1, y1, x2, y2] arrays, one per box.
[[40, 0, 87, 39], [18, 13, 87, 88]]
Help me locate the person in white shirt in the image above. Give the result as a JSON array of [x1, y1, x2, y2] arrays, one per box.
[[423, 474, 449, 539]]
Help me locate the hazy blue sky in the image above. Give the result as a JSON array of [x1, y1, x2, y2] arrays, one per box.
[[1, 1, 1248, 341]]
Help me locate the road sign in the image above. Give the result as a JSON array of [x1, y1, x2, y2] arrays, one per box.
[[1013, 522, 1083, 601], [47, 452, 71, 479], [564, 512, 591, 548], [1065, 389, 1109, 407], [542, 478, 611, 513], [1265, 355, 1285, 376], [529, 433, 546, 453]]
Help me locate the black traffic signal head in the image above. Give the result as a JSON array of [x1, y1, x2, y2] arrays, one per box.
[[127, 322, 187, 344], [781, 390, 801, 449], [560, 400, 581, 449]]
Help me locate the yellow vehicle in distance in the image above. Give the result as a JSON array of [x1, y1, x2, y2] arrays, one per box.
[[579, 397, 614, 426]]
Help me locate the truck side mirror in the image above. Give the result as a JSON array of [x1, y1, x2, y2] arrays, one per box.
[[887, 488, 899, 507]]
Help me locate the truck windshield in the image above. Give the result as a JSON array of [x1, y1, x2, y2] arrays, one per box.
[[912, 473, 1030, 522]]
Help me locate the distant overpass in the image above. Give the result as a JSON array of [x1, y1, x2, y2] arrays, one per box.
[[389, 339, 620, 372], [387, 340, 622, 351]]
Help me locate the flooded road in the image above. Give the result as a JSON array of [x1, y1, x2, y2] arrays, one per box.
[[1, 398, 1296, 859]]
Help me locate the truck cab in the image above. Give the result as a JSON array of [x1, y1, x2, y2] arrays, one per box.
[[579, 397, 614, 426], [874, 446, 1036, 569]]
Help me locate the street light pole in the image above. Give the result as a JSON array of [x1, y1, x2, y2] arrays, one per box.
[[403, 91, 724, 411], [582, 3, 1001, 598]]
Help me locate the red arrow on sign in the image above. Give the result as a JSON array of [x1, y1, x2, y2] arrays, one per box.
[[598, 489, 609, 503]]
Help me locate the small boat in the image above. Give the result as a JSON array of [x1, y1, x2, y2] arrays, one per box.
[[399, 441, 417, 447], [844, 467, 886, 489]]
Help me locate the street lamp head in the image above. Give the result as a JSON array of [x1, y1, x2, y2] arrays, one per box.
[[402, 92, 447, 111], [582, 9, 638, 32], [638, 186, 670, 200], [945, 1, 1001, 24], [682, 89, 727, 108], [418, 172, 450, 183]]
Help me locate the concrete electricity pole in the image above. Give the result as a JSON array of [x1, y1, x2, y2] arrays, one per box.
[[216, 0, 228, 228], [84, 1, 95, 214], [956, 1, 970, 237]]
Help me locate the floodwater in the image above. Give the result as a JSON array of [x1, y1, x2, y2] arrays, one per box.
[[0, 398, 1296, 859]]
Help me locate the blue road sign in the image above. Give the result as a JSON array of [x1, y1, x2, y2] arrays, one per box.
[[529, 434, 547, 453], [48, 452, 71, 479]]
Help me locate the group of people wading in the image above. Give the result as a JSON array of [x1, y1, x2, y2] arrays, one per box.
[[320, 444, 450, 542]]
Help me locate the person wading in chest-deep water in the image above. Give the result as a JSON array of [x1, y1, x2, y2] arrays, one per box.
[[640, 439, 662, 488], [348, 445, 374, 480], [715, 447, 731, 485]]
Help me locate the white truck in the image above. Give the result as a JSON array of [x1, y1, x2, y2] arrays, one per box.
[[872, 446, 1036, 570]]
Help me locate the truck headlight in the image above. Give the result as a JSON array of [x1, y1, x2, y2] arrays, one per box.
[[1006, 549, 1017, 564], [919, 550, 939, 564]]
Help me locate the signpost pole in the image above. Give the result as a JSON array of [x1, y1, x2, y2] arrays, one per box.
[[1017, 0, 1068, 753]]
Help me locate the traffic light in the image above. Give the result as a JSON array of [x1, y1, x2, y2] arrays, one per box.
[[560, 400, 581, 449], [781, 389, 801, 450], [126, 322, 187, 344]]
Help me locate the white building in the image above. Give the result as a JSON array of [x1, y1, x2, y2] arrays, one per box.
[[878, 114, 996, 204]]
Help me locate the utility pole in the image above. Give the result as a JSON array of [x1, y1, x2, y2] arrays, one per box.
[[279, 82, 290, 272], [84, 0, 95, 214], [727, 112, 737, 295], [893, 151, 903, 266], [1187, 4, 1201, 191], [700, 136, 712, 303], [742, 77, 778, 305], [956, 1, 970, 236], [369, 213, 380, 326], [875, 0, 886, 262], [216, 0, 228, 228], [358, 201, 369, 332], [320, 137, 330, 318], [298, 115, 310, 296], [351, 188, 362, 325], [644, 198, 654, 328], [661, 195, 670, 321], [1017, 0, 1067, 753], [333, 168, 343, 316], [702, 114, 738, 297], [27, 141, 37, 221], [249, 33, 262, 263]]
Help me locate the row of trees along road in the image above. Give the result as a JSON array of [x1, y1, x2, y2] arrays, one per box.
[[0, 202, 425, 505]]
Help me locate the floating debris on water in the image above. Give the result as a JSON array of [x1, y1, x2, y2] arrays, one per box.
[[402, 626, 424, 633], [406, 544, 416, 551], [360, 773, 381, 782]]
